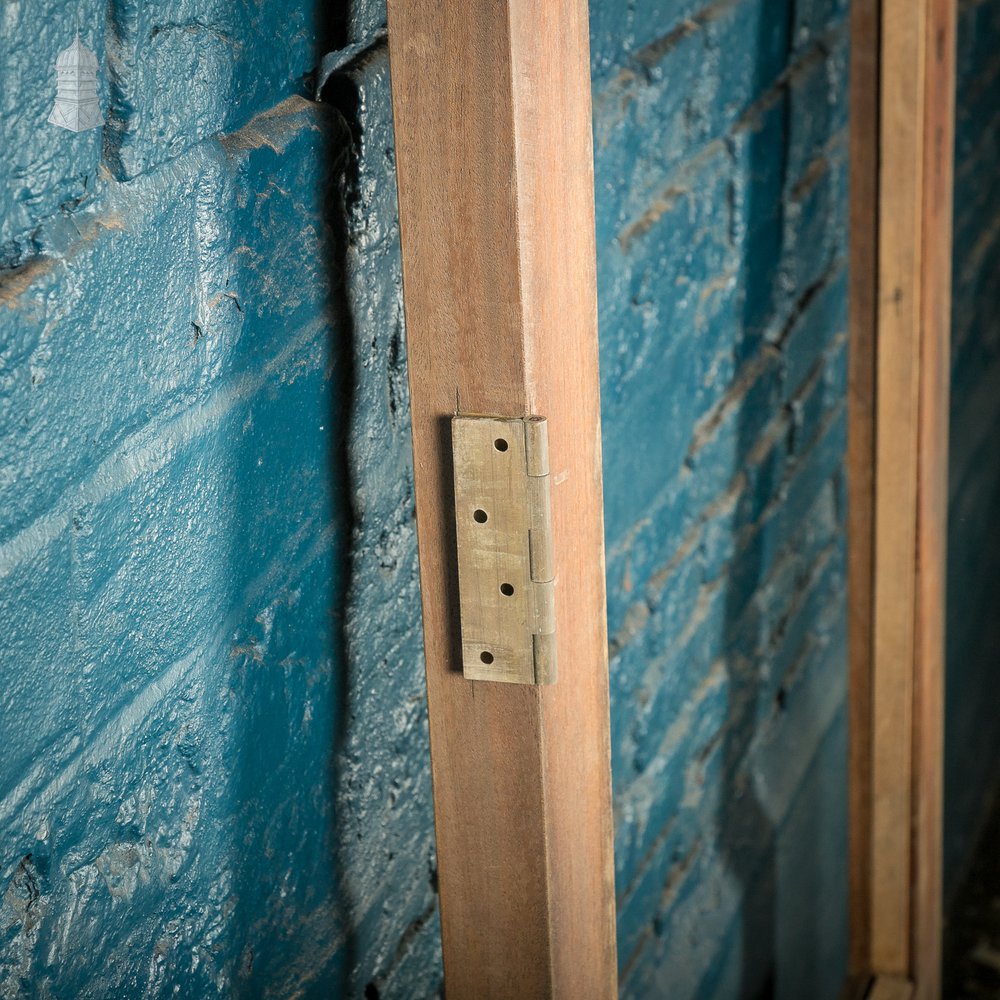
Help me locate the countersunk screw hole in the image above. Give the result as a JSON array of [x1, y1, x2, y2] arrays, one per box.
[[480, 651, 494, 664], [473, 509, 488, 523], [494, 438, 509, 452], [500, 583, 515, 596]]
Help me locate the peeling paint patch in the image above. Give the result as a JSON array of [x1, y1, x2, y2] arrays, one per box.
[[220, 96, 327, 158]]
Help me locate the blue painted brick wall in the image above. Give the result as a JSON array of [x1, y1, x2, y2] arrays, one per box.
[[595, 2, 849, 995], [1, 4, 438, 997], [1, 1, 853, 997], [945, 0, 1000, 893]]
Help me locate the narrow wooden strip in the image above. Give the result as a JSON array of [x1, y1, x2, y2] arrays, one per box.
[[911, 1, 955, 995], [387, 2, 617, 997], [870, 0, 928, 974], [506, 5, 617, 992], [866, 973, 915, 1000], [847, 0, 880, 977]]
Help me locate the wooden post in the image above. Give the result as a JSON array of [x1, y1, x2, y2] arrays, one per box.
[[911, 2, 954, 994], [870, 0, 928, 972], [386, 2, 618, 997], [849, 0, 954, 994]]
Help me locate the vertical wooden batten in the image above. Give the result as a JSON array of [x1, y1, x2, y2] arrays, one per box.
[[911, 1, 955, 995], [849, 0, 954, 993], [386, 2, 617, 997], [870, 0, 927, 972]]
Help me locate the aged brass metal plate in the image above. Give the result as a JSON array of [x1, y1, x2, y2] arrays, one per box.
[[452, 415, 556, 684]]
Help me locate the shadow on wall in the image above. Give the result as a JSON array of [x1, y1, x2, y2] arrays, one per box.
[[716, 10, 846, 998], [316, 4, 358, 994], [599, 2, 850, 997], [215, 33, 360, 1000], [224, 5, 440, 996], [715, 10, 787, 996], [944, 0, 1000, 898]]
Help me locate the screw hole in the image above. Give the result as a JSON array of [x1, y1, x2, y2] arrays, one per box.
[[494, 438, 509, 452], [500, 583, 515, 597], [473, 509, 488, 523], [480, 651, 494, 664]]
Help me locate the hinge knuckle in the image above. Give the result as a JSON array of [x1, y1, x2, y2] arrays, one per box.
[[532, 632, 557, 685], [531, 578, 556, 635], [524, 416, 549, 476], [528, 486, 554, 582]]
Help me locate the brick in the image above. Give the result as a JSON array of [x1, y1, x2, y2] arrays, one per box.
[[104, 0, 319, 181]]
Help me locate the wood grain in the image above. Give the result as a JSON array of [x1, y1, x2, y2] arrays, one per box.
[[911, 1, 955, 995], [386, 1, 617, 996], [851, 0, 953, 987], [870, 0, 927, 971]]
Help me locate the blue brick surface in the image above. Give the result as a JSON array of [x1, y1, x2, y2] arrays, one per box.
[[1, 0, 855, 996], [595, 1, 850, 994], [1, 4, 437, 996]]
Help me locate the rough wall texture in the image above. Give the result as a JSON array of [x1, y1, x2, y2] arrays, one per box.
[[946, 0, 1000, 893], [1, 3, 438, 997], [593, 1, 849, 996], [1, 1, 850, 998]]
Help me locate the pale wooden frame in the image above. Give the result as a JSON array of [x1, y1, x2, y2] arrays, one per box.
[[386, 2, 618, 997], [847, 1, 955, 997]]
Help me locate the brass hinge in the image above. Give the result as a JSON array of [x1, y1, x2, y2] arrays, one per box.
[[451, 414, 557, 684]]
